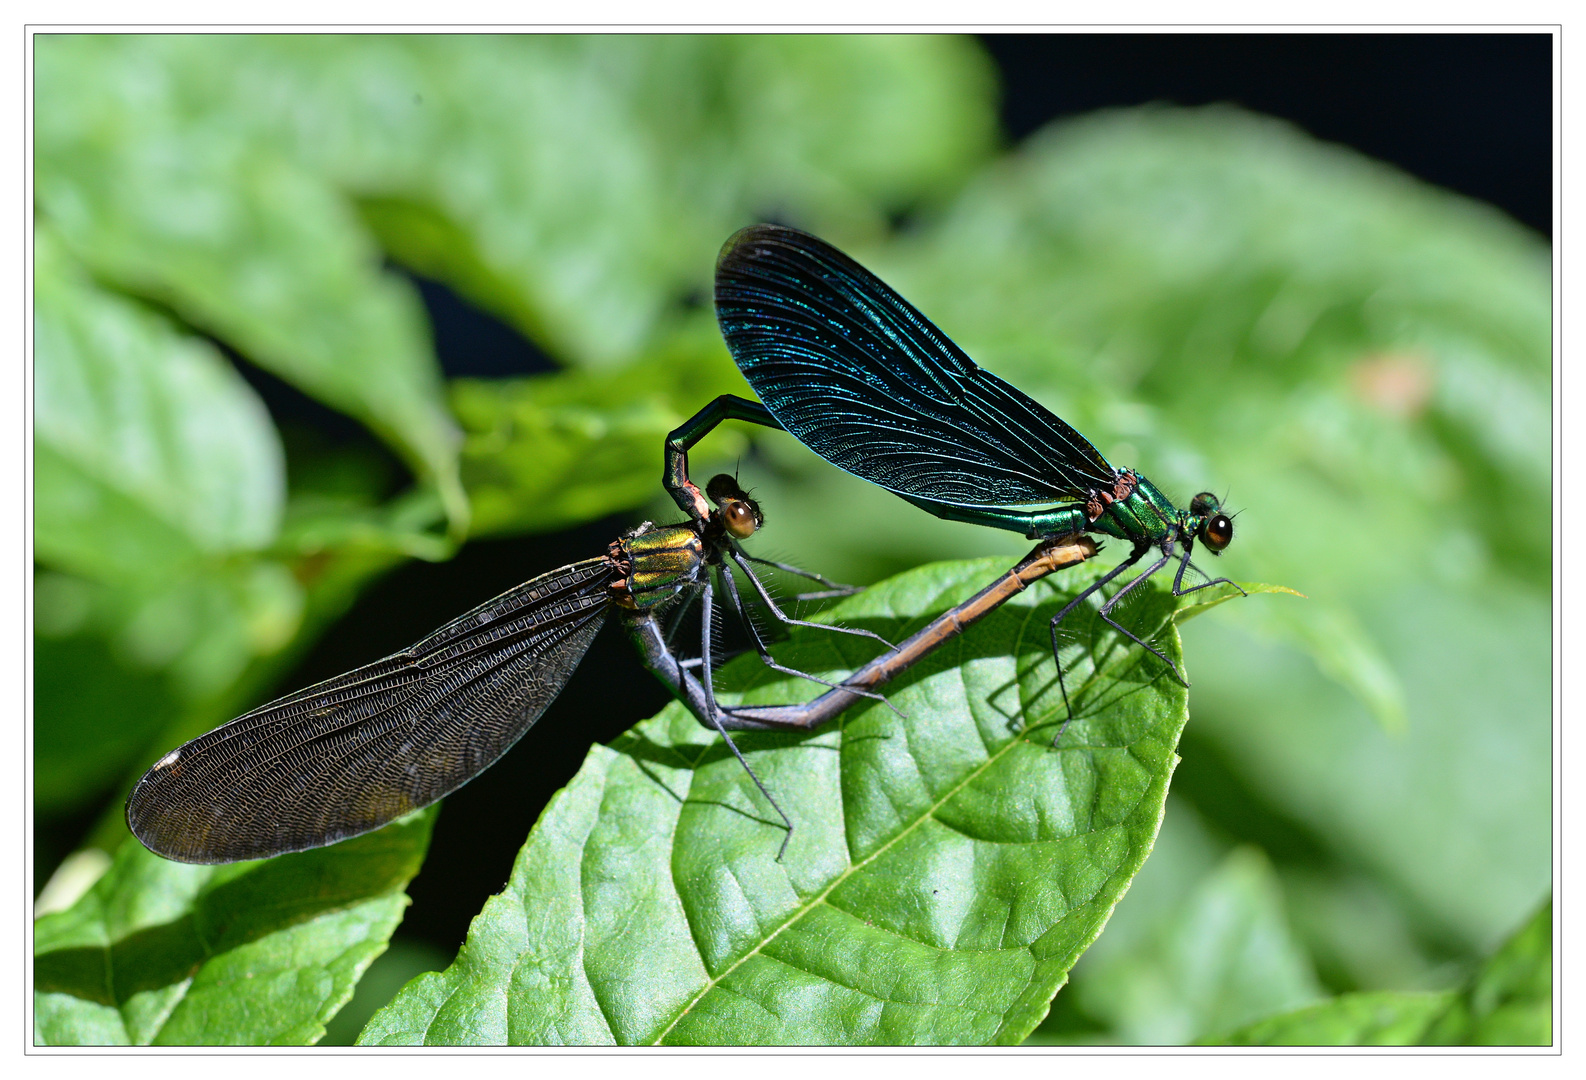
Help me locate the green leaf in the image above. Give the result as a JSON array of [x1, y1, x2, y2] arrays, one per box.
[[33, 809, 437, 1046], [33, 226, 284, 579], [1420, 896, 1552, 1046], [34, 37, 465, 533], [1063, 846, 1322, 1044], [30, 221, 444, 843], [28, 30, 1001, 568], [1218, 896, 1551, 1046], [344, 35, 995, 368], [33, 36, 997, 540], [716, 36, 997, 220], [1187, 579, 1551, 954], [362, 557, 1199, 1045], [33, 227, 307, 706]]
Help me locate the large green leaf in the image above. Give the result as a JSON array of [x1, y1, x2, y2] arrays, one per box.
[[32, 225, 312, 826], [32, 225, 304, 805], [33, 226, 284, 580], [34, 36, 467, 532], [359, 558, 1230, 1045], [33, 35, 998, 545], [33, 809, 436, 1046], [1219, 896, 1551, 1046]]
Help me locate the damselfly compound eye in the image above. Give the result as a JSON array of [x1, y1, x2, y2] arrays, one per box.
[[1201, 513, 1234, 552], [722, 499, 759, 539]]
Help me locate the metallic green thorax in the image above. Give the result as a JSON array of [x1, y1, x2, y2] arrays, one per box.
[[1090, 474, 1183, 545], [611, 525, 706, 609]]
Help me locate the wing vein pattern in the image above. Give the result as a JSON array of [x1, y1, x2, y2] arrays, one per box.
[[714, 225, 1116, 507], [126, 558, 617, 862]]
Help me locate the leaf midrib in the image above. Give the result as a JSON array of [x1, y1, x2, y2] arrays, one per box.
[[646, 684, 1060, 1046]]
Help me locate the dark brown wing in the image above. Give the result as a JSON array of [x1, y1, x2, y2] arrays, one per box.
[[126, 558, 616, 863]]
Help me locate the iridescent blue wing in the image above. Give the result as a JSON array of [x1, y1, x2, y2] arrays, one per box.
[[715, 224, 1115, 506], [126, 559, 614, 863]]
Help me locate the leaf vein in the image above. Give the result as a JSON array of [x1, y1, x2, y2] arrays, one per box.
[[648, 698, 1065, 1044], [753, 938, 1011, 1016]]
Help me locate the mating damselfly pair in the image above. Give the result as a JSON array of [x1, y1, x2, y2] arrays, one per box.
[[127, 225, 1243, 865]]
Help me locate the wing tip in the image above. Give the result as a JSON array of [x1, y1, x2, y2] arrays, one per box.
[[718, 222, 825, 271]]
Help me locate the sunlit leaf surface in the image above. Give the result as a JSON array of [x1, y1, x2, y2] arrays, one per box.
[[33, 810, 435, 1046]]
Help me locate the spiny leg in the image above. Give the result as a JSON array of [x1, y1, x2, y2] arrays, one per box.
[[697, 580, 796, 860], [1170, 546, 1247, 600], [1047, 546, 1238, 745], [1046, 543, 1149, 744], [739, 553, 865, 601], [715, 560, 898, 714], [1094, 551, 1182, 685], [661, 580, 704, 649], [727, 547, 893, 650]]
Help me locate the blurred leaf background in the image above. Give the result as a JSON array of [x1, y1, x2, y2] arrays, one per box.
[[32, 34, 1551, 1045]]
